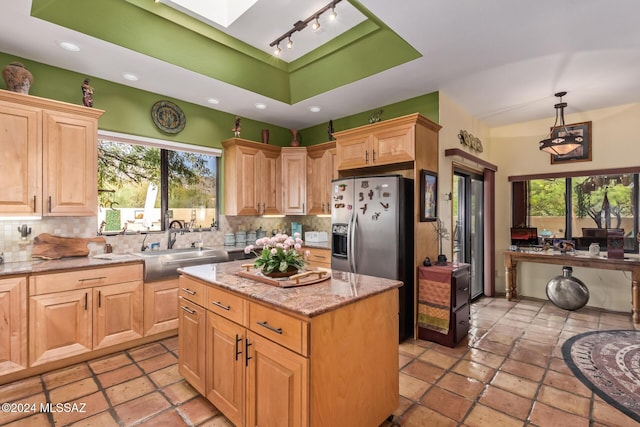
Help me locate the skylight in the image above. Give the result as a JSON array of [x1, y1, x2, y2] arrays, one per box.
[[156, 0, 258, 28]]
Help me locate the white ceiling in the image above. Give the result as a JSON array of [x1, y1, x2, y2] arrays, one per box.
[[2, 0, 640, 130]]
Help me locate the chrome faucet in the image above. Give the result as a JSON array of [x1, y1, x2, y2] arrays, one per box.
[[168, 230, 177, 249]]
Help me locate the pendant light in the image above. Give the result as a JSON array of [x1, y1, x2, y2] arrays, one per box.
[[539, 91, 582, 155]]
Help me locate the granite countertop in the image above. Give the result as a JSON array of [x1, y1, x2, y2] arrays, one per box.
[[178, 260, 402, 318], [0, 254, 141, 276]]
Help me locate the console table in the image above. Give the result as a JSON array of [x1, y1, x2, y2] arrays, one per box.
[[504, 251, 640, 323]]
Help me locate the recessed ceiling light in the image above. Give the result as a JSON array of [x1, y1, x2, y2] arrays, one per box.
[[255, 103, 267, 110], [58, 41, 80, 52], [207, 98, 220, 105], [122, 72, 139, 81], [309, 106, 321, 112]]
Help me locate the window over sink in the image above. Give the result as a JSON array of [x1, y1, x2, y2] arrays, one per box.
[[97, 131, 220, 234]]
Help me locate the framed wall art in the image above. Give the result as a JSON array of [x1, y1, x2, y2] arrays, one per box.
[[420, 170, 437, 222], [550, 121, 592, 164]]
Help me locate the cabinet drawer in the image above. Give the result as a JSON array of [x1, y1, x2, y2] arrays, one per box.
[[249, 302, 307, 356], [178, 276, 206, 307], [304, 247, 331, 269], [206, 286, 245, 325], [453, 270, 470, 309], [30, 263, 142, 295], [453, 303, 470, 345]]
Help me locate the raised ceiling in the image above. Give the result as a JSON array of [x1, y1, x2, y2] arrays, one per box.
[[2, 0, 640, 130]]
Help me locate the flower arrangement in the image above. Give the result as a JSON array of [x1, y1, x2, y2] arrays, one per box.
[[244, 232, 306, 275]]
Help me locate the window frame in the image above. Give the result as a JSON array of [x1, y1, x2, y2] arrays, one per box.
[[97, 130, 221, 234], [509, 166, 640, 253]]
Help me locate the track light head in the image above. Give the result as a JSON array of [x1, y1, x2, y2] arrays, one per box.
[[286, 37, 293, 49], [312, 17, 320, 30]]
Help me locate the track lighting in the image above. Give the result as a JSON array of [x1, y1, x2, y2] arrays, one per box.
[[269, 0, 341, 55]]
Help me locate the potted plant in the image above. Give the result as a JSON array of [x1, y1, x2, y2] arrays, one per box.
[[244, 233, 306, 277]]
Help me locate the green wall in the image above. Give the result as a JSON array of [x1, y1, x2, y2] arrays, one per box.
[[300, 92, 440, 145], [0, 53, 291, 149]]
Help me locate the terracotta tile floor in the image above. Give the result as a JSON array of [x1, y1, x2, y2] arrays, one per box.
[[2, 296, 639, 427]]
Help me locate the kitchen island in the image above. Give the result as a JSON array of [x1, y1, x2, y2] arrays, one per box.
[[177, 260, 402, 427]]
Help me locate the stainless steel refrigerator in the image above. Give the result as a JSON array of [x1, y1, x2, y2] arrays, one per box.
[[331, 174, 414, 341]]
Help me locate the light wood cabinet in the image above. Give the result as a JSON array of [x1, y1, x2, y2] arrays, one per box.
[[303, 247, 331, 269], [0, 90, 103, 217], [143, 278, 179, 336], [306, 142, 336, 215], [206, 312, 245, 427], [281, 147, 307, 215], [246, 330, 308, 427], [28, 264, 143, 366], [179, 273, 398, 427], [334, 113, 433, 171], [223, 138, 282, 216], [0, 276, 28, 376], [93, 281, 143, 349], [178, 297, 206, 393]]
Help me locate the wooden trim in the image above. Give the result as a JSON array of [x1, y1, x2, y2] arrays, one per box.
[[508, 166, 640, 182], [0, 89, 104, 119], [332, 113, 441, 140], [444, 148, 497, 172]]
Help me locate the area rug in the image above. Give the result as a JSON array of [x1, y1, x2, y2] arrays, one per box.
[[562, 330, 640, 422]]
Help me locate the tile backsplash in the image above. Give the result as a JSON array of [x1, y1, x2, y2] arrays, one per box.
[[0, 215, 331, 263]]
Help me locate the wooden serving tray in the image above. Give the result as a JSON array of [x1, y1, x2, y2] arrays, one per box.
[[32, 233, 106, 259], [236, 265, 330, 288]]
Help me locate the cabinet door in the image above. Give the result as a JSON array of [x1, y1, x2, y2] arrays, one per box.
[[281, 149, 306, 215], [258, 149, 282, 215], [371, 124, 415, 166], [246, 331, 308, 427], [335, 135, 371, 170], [230, 143, 261, 216], [93, 281, 143, 349], [304, 247, 331, 269], [205, 312, 245, 427], [0, 102, 42, 216], [0, 277, 27, 375], [144, 278, 179, 336], [29, 289, 92, 366], [306, 148, 329, 215], [42, 110, 98, 216], [178, 297, 206, 393]]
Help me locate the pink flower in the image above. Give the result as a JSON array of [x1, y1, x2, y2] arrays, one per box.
[[294, 243, 302, 250], [244, 244, 253, 254], [270, 248, 278, 255], [294, 232, 301, 238]]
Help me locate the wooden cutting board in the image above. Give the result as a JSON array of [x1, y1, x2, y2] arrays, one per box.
[[32, 233, 106, 259]]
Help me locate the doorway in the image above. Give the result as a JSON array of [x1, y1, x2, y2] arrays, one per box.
[[453, 170, 484, 299]]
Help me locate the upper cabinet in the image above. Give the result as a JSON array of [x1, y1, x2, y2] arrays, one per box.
[[0, 90, 103, 217], [334, 113, 439, 172], [223, 138, 282, 216], [281, 148, 307, 215], [306, 141, 336, 216]]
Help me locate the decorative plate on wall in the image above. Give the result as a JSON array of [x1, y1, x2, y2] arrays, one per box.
[[151, 100, 186, 134]]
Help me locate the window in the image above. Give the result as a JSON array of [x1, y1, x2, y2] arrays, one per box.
[[97, 131, 220, 234], [512, 172, 638, 252]]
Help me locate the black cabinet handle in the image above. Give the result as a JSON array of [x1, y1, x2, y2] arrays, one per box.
[[84, 292, 88, 310], [245, 339, 252, 366], [33, 195, 37, 213], [257, 321, 283, 335], [235, 334, 242, 361], [98, 291, 101, 308]]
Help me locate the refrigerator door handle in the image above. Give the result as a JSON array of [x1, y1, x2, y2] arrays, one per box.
[[350, 212, 358, 273]]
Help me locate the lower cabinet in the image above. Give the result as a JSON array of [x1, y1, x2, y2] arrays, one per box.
[[303, 246, 331, 269], [0, 276, 27, 376], [178, 274, 397, 427], [178, 297, 206, 393], [144, 278, 179, 336], [28, 264, 143, 366]]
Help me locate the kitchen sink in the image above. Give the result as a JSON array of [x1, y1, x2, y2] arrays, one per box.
[[130, 247, 229, 281]]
